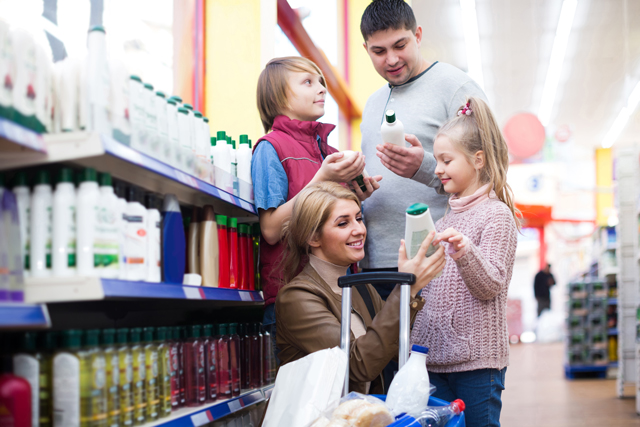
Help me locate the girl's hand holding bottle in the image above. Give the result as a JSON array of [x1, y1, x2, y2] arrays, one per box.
[[433, 228, 466, 252], [398, 231, 446, 297]]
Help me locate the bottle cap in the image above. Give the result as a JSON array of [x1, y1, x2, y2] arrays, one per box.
[[61, 330, 82, 349], [157, 327, 167, 341], [229, 217, 238, 228], [411, 344, 429, 355], [12, 171, 28, 187], [194, 111, 203, 118], [41, 331, 58, 350], [252, 222, 261, 236], [114, 180, 126, 199], [385, 109, 396, 123], [167, 99, 177, 106], [169, 95, 183, 103], [130, 75, 142, 82], [116, 328, 129, 345], [19, 332, 38, 352], [145, 193, 161, 210], [80, 168, 97, 183], [126, 186, 141, 204], [130, 328, 142, 344], [249, 139, 252, 148], [406, 203, 429, 216], [89, 25, 106, 33], [218, 323, 228, 336], [183, 103, 193, 111], [215, 214, 227, 226], [188, 325, 201, 338], [143, 327, 155, 343], [57, 168, 74, 184], [203, 117, 209, 123], [101, 329, 116, 346], [216, 131, 226, 141], [85, 329, 101, 347], [238, 323, 246, 336], [179, 326, 187, 339], [202, 205, 215, 222], [210, 137, 217, 146], [239, 134, 249, 145], [178, 108, 188, 115], [35, 169, 51, 185], [99, 172, 112, 187], [156, 91, 166, 98], [226, 136, 232, 145], [239, 224, 250, 234], [229, 323, 238, 335], [162, 194, 181, 213], [232, 139, 237, 149], [182, 273, 202, 286], [452, 399, 466, 413], [203, 324, 213, 337], [144, 83, 154, 90]]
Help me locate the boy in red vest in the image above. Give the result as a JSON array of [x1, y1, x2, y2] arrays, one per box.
[[252, 57, 382, 361]]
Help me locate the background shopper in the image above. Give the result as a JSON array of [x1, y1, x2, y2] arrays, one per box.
[[534, 263, 556, 317]]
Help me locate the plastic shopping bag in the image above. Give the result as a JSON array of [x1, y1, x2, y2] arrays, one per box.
[[262, 347, 348, 427]]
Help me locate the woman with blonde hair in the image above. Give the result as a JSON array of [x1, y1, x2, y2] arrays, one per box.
[[276, 181, 445, 394]]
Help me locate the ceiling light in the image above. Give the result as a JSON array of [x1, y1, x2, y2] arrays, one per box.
[[602, 80, 640, 148], [459, 0, 484, 90], [537, 0, 578, 127]]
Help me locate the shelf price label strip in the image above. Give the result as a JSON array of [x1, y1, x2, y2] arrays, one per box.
[[0, 118, 46, 152]]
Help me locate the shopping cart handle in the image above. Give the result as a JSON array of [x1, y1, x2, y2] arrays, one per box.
[[338, 272, 416, 288]]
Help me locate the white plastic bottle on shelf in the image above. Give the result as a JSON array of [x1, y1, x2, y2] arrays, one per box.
[[124, 186, 148, 281], [30, 170, 52, 277], [202, 117, 213, 183], [110, 57, 131, 144], [113, 182, 128, 280], [0, 19, 14, 121], [166, 98, 180, 169], [229, 138, 238, 178], [193, 111, 206, 177], [145, 194, 161, 283], [12, 172, 30, 278], [55, 58, 79, 132], [85, 26, 111, 135], [35, 39, 53, 133], [155, 91, 170, 164], [143, 83, 159, 159], [380, 109, 405, 147], [237, 135, 253, 201], [128, 75, 146, 151], [76, 55, 88, 131], [211, 131, 231, 190], [177, 107, 195, 175], [52, 168, 76, 277], [76, 168, 100, 276], [10, 28, 39, 131], [98, 173, 120, 278], [385, 345, 431, 417]]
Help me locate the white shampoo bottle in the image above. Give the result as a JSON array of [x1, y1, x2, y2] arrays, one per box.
[[52, 168, 76, 277], [381, 109, 405, 146], [76, 168, 100, 276], [30, 170, 52, 277]]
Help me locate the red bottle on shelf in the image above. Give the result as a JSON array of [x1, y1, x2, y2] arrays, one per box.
[[228, 218, 239, 289], [228, 323, 241, 397], [238, 224, 252, 290], [239, 323, 251, 390], [169, 327, 182, 410], [0, 354, 31, 427], [216, 324, 232, 400], [262, 325, 275, 385], [183, 325, 206, 407], [202, 325, 217, 402], [249, 323, 264, 389], [245, 225, 255, 290], [216, 215, 230, 288]]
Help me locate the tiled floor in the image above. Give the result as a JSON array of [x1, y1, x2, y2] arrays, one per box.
[[501, 342, 639, 426]]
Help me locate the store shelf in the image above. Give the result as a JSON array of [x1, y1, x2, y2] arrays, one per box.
[[0, 127, 256, 216], [609, 328, 619, 336], [146, 385, 273, 427], [0, 303, 50, 329], [601, 267, 619, 277], [25, 277, 263, 305], [564, 364, 608, 379], [609, 298, 618, 305], [0, 117, 46, 153]]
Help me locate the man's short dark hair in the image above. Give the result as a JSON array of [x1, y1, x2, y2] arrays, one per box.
[[360, 0, 417, 42]]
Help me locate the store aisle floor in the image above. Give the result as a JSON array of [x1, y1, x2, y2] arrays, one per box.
[[501, 342, 639, 426]]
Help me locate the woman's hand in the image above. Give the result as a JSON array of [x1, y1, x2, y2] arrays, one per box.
[[351, 175, 383, 201], [314, 152, 366, 183], [433, 227, 466, 252], [398, 231, 446, 297]]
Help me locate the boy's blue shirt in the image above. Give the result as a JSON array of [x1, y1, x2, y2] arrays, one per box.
[[251, 135, 326, 211]]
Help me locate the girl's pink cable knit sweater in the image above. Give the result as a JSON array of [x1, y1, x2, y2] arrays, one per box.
[[411, 186, 518, 373]]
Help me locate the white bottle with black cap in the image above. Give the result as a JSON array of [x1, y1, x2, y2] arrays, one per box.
[[123, 186, 148, 281], [381, 109, 405, 146]]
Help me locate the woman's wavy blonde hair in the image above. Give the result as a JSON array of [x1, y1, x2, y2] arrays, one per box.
[[280, 182, 361, 284], [437, 96, 521, 229]]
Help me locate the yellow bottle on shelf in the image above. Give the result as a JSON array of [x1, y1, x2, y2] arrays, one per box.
[[80, 329, 108, 427], [130, 328, 146, 426], [143, 327, 160, 421], [116, 328, 134, 426], [101, 329, 120, 427], [156, 327, 172, 418]]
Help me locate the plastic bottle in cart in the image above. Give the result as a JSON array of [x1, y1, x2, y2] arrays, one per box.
[[381, 109, 405, 146], [12, 172, 30, 277], [52, 168, 76, 277], [385, 345, 431, 417], [414, 399, 465, 427], [30, 170, 52, 277]]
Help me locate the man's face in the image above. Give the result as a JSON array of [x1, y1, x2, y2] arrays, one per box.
[[364, 27, 424, 86]]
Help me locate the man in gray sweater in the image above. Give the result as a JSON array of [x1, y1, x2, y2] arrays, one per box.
[[359, 0, 487, 299]]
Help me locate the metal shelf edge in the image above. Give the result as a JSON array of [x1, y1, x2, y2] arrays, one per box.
[[0, 303, 50, 329]]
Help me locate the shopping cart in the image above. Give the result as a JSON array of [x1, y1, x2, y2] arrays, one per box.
[[338, 272, 465, 427]]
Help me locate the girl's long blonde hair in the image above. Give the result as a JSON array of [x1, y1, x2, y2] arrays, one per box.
[[437, 96, 521, 228], [280, 182, 361, 284]]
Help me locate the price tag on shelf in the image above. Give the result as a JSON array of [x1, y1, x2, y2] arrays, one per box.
[[175, 170, 199, 189], [228, 399, 242, 413], [239, 292, 253, 302], [184, 287, 204, 300], [218, 191, 232, 203], [190, 411, 213, 426]]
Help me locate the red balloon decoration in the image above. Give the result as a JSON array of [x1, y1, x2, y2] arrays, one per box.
[[503, 113, 546, 159]]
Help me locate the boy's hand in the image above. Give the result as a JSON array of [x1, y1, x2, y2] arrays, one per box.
[[376, 134, 425, 178], [315, 152, 366, 183], [434, 228, 466, 252], [351, 175, 383, 201]]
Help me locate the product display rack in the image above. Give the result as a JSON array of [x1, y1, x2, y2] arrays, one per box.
[[0, 302, 50, 330], [0, 119, 255, 217]]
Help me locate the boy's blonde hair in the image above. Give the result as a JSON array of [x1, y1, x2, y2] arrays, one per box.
[[256, 56, 326, 133], [437, 96, 522, 228]]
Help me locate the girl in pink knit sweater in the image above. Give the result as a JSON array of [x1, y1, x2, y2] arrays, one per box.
[[410, 96, 520, 427]]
